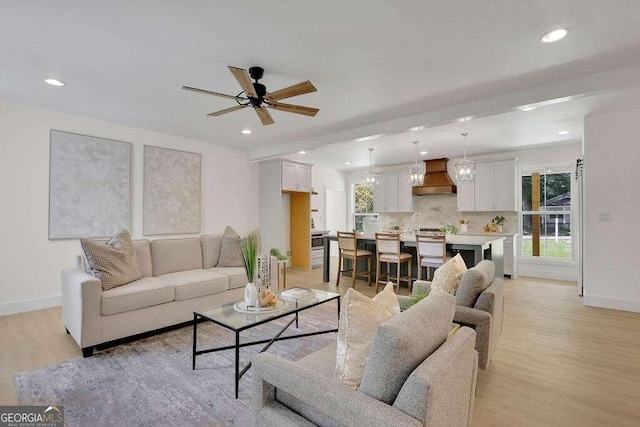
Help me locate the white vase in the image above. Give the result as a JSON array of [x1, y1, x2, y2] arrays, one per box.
[[461, 224, 468, 233], [497, 225, 503, 233], [244, 282, 258, 307]]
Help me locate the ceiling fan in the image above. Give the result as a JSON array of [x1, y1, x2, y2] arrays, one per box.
[[182, 66, 319, 126]]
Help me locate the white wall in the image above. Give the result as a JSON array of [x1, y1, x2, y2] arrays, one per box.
[[311, 165, 346, 257], [0, 101, 258, 315], [584, 108, 640, 313]]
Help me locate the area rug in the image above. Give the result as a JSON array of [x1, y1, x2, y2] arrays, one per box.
[[14, 303, 338, 426]]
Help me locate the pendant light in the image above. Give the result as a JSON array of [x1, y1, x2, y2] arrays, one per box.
[[362, 148, 379, 189], [408, 141, 425, 186], [455, 132, 475, 183]]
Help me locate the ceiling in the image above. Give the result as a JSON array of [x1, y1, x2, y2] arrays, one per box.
[[3, 1, 640, 166]]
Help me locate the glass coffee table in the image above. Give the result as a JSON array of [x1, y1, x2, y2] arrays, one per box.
[[192, 289, 340, 398]]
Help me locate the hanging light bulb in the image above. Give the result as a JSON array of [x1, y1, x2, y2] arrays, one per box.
[[455, 132, 476, 183], [408, 141, 425, 186], [362, 148, 379, 189]]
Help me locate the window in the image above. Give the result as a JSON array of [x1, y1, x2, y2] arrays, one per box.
[[521, 165, 572, 260], [353, 184, 374, 232]]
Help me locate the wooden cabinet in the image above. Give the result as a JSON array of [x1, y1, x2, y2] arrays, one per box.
[[456, 180, 475, 211], [397, 170, 417, 212], [471, 160, 517, 212], [374, 172, 399, 213], [281, 161, 311, 192]]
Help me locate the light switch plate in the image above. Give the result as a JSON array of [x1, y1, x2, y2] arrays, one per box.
[[598, 212, 612, 222]]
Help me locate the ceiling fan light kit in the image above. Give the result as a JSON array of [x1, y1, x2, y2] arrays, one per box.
[[183, 66, 319, 126], [454, 132, 476, 183]]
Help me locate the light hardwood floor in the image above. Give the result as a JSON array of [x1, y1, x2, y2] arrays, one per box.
[[2, 263, 640, 426]]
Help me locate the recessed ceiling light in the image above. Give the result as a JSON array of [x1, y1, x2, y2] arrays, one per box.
[[45, 78, 65, 87], [357, 134, 383, 142], [420, 151, 428, 155], [519, 105, 537, 111], [241, 129, 251, 134], [458, 116, 473, 122], [558, 130, 570, 135], [344, 162, 351, 165], [299, 151, 306, 154], [541, 28, 568, 43], [409, 126, 424, 132]]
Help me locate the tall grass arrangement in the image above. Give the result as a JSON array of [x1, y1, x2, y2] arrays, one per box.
[[238, 230, 260, 283]]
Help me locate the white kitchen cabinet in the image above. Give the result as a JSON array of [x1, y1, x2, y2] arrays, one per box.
[[374, 172, 399, 213], [473, 160, 517, 211], [456, 180, 475, 211], [398, 170, 417, 212], [281, 161, 311, 192], [503, 235, 518, 278]]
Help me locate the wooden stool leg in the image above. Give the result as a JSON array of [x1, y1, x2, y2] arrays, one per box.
[[396, 262, 400, 294], [375, 258, 381, 293], [407, 259, 412, 291], [418, 261, 422, 281], [352, 257, 357, 288], [367, 256, 372, 286], [336, 255, 342, 286]]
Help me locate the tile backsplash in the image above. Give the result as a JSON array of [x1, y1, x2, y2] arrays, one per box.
[[375, 194, 518, 234]]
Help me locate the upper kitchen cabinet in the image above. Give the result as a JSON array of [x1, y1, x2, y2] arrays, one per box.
[[374, 172, 399, 213], [281, 161, 312, 192], [456, 180, 475, 211], [473, 160, 517, 211], [398, 170, 417, 212]]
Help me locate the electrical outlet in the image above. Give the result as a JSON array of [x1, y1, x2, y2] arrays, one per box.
[[598, 212, 612, 222]]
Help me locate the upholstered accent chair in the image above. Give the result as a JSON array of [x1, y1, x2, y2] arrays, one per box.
[[414, 260, 504, 369], [252, 289, 478, 426]]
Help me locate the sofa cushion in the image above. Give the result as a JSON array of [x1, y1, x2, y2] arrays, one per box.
[[201, 234, 223, 268], [157, 269, 228, 301], [80, 229, 143, 291], [456, 260, 495, 307], [217, 225, 244, 267], [151, 238, 203, 276], [208, 267, 247, 289], [101, 276, 174, 315], [133, 239, 152, 277], [431, 253, 467, 295], [335, 282, 400, 389], [359, 288, 456, 404]]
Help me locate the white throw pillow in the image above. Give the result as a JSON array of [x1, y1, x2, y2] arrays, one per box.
[[431, 253, 468, 295], [335, 282, 400, 389]]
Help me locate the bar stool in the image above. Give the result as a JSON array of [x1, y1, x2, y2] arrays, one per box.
[[416, 234, 447, 280], [336, 231, 372, 288], [375, 232, 412, 293]]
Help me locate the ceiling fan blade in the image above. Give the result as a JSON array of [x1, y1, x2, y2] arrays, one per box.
[[228, 66, 258, 98], [207, 104, 247, 117], [265, 81, 317, 101], [182, 85, 243, 100], [255, 107, 275, 125], [268, 102, 319, 117]]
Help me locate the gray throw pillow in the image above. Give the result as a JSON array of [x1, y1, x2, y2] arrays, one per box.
[[80, 229, 143, 291], [359, 288, 456, 404], [456, 260, 495, 307], [216, 226, 244, 267]]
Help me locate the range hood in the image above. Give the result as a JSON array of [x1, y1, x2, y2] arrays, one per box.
[[412, 158, 457, 196]]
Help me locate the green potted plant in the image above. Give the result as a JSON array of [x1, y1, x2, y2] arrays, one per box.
[[238, 230, 260, 306], [493, 215, 505, 233], [439, 224, 458, 235]]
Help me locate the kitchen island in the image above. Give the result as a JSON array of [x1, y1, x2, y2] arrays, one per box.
[[322, 233, 504, 283]]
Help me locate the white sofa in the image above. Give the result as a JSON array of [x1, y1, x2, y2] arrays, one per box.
[[62, 235, 273, 357]]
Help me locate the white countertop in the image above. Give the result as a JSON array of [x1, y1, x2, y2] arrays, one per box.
[[458, 232, 519, 237]]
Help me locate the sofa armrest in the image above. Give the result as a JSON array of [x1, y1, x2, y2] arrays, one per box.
[[253, 353, 421, 427], [454, 306, 492, 370], [61, 268, 102, 349]]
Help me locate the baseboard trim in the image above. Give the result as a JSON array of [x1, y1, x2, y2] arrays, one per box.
[[517, 263, 578, 282], [583, 295, 640, 313], [0, 295, 62, 316]]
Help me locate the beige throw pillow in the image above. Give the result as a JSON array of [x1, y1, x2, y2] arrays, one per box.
[[431, 253, 467, 295], [80, 229, 143, 291], [335, 282, 400, 389], [216, 226, 244, 267]]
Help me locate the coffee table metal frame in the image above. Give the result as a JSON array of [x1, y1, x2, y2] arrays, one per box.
[[192, 291, 340, 398]]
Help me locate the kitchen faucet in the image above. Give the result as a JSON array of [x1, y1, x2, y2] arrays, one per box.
[[412, 212, 423, 233]]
